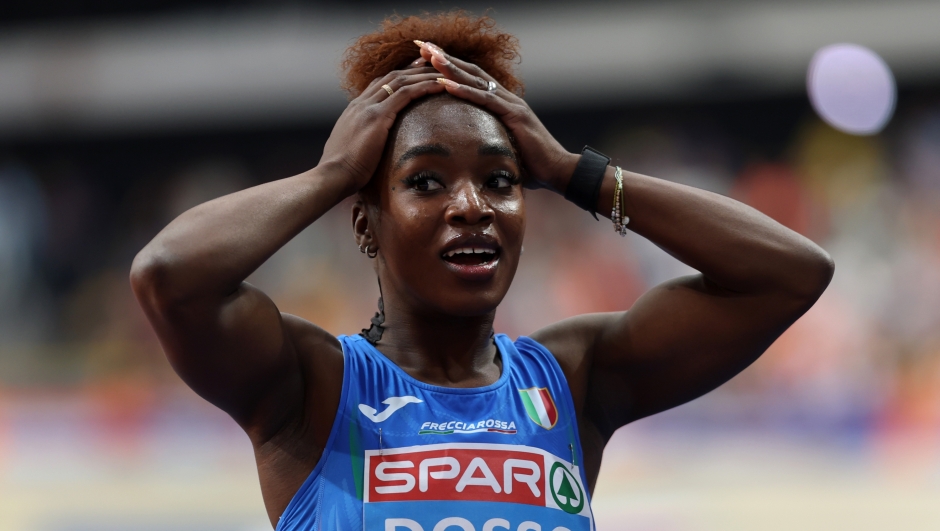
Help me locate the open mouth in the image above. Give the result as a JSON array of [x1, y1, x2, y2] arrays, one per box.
[[441, 247, 500, 266]]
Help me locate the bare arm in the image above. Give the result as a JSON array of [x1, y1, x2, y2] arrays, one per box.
[[533, 166, 834, 437], [130, 166, 350, 435], [418, 47, 833, 440], [130, 67, 447, 443]]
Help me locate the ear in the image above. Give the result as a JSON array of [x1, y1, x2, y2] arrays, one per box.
[[351, 200, 375, 250]]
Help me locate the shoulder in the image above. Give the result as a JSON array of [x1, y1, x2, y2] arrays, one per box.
[[279, 313, 344, 418], [271, 313, 345, 439], [527, 312, 627, 410], [281, 313, 343, 364], [528, 311, 626, 374]]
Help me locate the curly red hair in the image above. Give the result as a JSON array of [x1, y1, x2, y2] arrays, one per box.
[[341, 11, 523, 98]]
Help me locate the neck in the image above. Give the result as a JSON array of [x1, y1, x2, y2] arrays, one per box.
[[374, 295, 501, 388]]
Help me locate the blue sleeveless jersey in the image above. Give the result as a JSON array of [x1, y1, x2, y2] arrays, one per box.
[[276, 333, 594, 531]]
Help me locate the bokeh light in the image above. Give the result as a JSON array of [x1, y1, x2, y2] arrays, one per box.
[[807, 44, 896, 135]]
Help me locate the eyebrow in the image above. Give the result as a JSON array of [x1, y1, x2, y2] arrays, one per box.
[[395, 142, 519, 169], [478, 143, 518, 164], [395, 144, 451, 168]]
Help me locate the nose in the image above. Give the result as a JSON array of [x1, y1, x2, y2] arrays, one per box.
[[445, 180, 494, 227]]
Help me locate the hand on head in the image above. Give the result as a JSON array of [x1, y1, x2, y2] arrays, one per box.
[[318, 64, 448, 193], [414, 40, 576, 193], [320, 37, 576, 197]]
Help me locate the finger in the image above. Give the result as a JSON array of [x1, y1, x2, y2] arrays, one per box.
[[356, 66, 436, 99], [361, 67, 438, 98], [364, 73, 446, 103], [434, 56, 492, 92], [363, 70, 422, 92], [435, 78, 518, 120], [365, 76, 384, 91], [446, 56, 524, 102], [446, 56, 494, 82], [417, 42, 488, 90], [378, 79, 448, 114], [418, 42, 489, 81], [447, 56, 506, 93], [364, 66, 436, 93], [414, 40, 433, 63], [419, 42, 517, 100]]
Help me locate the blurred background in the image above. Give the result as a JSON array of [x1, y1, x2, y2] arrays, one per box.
[[2, 1, 939, 530]]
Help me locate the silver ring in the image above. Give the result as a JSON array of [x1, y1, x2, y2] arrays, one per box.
[[486, 80, 497, 92], [381, 84, 395, 96]]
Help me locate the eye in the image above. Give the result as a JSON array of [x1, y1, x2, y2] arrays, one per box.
[[486, 170, 519, 189], [403, 171, 444, 192]]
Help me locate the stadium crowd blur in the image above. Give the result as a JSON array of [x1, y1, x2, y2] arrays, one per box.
[[2, 2, 940, 529]]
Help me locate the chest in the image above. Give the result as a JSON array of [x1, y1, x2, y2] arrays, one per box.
[[330, 383, 595, 530]]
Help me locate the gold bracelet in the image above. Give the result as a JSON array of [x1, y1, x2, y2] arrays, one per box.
[[612, 166, 629, 236], [611, 168, 622, 233]]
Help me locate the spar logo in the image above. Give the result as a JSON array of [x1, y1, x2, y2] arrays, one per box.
[[365, 445, 543, 505], [364, 443, 591, 510], [518, 388, 558, 430], [364, 443, 594, 531]]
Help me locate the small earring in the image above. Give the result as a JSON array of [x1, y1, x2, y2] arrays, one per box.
[[367, 247, 378, 259], [359, 244, 366, 253]]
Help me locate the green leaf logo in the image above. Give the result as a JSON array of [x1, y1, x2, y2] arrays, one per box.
[[549, 462, 584, 514]]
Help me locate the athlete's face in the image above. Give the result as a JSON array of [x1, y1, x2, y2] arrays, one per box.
[[357, 96, 525, 317]]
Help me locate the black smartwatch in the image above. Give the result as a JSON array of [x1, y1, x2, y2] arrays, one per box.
[[564, 146, 610, 220]]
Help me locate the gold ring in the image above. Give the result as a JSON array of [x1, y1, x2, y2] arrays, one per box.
[[382, 84, 395, 96]]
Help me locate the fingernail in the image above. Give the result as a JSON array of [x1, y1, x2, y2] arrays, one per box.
[[436, 78, 459, 88], [423, 42, 450, 65], [411, 57, 427, 66], [413, 40, 426, 47], [431, 50, 449, 65]]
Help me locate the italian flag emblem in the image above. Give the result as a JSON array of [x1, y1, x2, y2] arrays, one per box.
[[519, 387, 558, 430]]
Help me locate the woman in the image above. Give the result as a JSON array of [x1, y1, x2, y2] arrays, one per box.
[[131, 12, 833, 531]]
